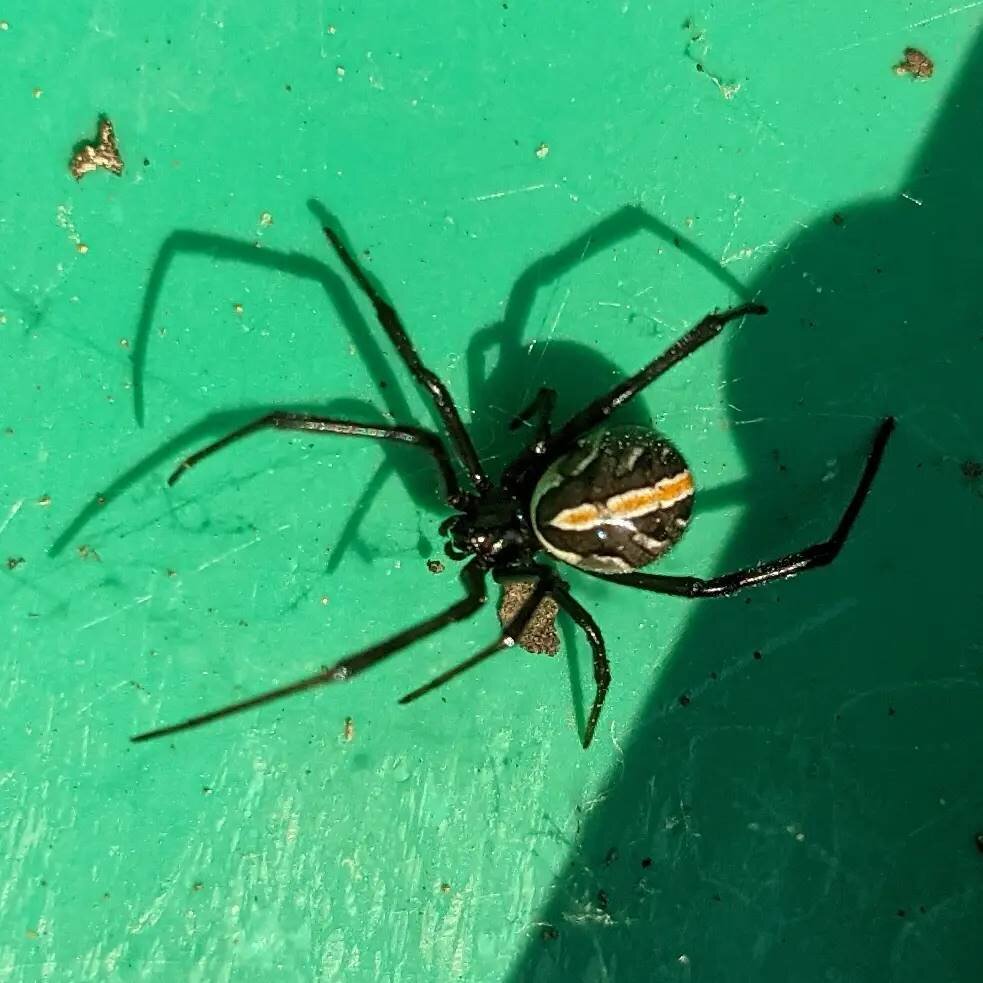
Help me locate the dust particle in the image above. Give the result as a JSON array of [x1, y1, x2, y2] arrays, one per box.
[[439, 882, 451, 893], [0, 21, 9, 30], [498, 578, 559, 654], [535, 142, 550, 159], [596, 889, 609, 910], [343, 716, 355, 742], [895, 47, 934, 79], [641, 857, 653, 868], [975, 832, 983, 854], [832, 212, 845, 226], [541, 925, 559, 941], [69, 116, 124, 179], [259, 211, 273, 227], [426, 558, 445, 575], [232, 303, 244, 315], [6, 556, 25, 570], [37, 494, 51, 507], [678, 693, 691, 706], [961, 460, 983, 480], [192, 881, 204, 891], [76, 243, 89, 255], [32, 87, 42, 99]]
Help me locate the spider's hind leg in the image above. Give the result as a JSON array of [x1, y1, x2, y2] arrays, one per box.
[[587, 417, 895, 599]]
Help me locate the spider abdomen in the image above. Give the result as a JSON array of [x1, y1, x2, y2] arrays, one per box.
[[530, 426, 694, 574]]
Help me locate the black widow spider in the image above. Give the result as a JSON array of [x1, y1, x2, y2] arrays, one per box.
[[132, 211, 895, 749]]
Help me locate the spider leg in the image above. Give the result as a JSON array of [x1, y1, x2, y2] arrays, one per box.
[[398, 570, 555, 704], [310, 201, 490, 494], [493, 565, 609, 749], [509, 387, 557, 445], [131, 561, 487, 742], [503, 302, 766, 488], [131, 230, 433, 567], [166, 411, 465, 507], [545, 584, 610, 750], [585, 417, 895, 599]]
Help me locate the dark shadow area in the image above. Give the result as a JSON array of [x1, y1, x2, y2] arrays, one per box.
[[510, 31, 983, 983]]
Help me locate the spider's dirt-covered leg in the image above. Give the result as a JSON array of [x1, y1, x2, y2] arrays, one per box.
[[313, 202, 490, 493], [509, 387, 557, 446], [131, 560, 488, 742], [586, 417, 895, 599], [503, 302, 766, 488], [398, 569, 556, 705], [493, 565, 610, 749], [167, 411, 464, 507]]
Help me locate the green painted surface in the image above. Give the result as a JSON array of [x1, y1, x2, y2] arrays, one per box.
[[2, 3, 981, 981]]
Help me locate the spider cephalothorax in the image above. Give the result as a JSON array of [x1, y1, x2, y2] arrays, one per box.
[[130, 210, 894, 750]]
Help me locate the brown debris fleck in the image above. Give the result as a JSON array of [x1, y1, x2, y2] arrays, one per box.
[[426, 558, 445, 575], [894, 47, 934, 80], [498, 578, 559, 655], [69, 116, 124, 180], [342, 716, 355, 742]]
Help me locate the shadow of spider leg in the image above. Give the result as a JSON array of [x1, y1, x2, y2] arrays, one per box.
[[132, 227, 442, 569]]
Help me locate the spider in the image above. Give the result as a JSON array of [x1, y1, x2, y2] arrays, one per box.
[[131, 211, 895, 748]]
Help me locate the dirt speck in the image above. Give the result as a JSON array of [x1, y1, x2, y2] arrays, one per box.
[[498, 579, 559, 654], [961, 460, 983, 480], [69, 116, 124, 179], [895, 47, 934, 79], [6, 556, 25, 570], [343, 716, 355, 742], [678, 693, 691, 707], [541, 925, 559, 941], [832, 212, 845, 226], [426, 558, 445, 575], [535, 142, 550, 159], [439, 882, 451, 893], [975, 832, 983, 854]]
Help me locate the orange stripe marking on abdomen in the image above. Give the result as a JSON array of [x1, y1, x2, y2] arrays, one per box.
[[605, 471, 694, 519]]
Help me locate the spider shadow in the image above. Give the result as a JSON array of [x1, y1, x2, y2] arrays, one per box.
[[462, 203, 755, 474], [510, 31, 983, 983], [58, 226, 452, 570]]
